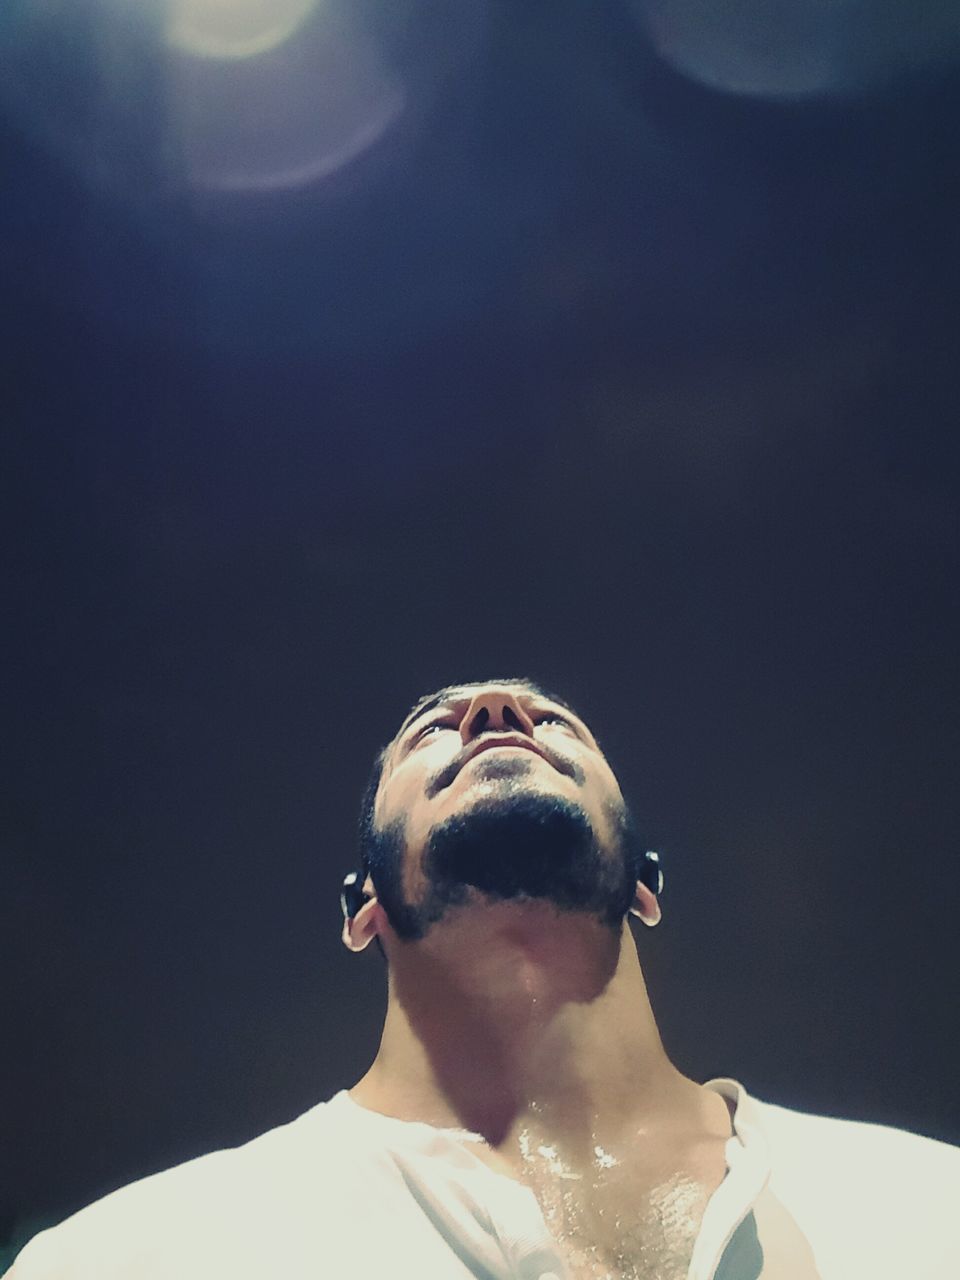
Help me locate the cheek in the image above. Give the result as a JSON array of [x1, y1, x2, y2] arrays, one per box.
[[595, 758, 624, 803], [583, 770, 627, 840], [375, 783, 433, 892]]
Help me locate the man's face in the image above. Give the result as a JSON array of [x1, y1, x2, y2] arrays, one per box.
[[364, 681, 641, 941]]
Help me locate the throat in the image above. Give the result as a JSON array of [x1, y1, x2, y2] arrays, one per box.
[[379, 912, 677, 1135]]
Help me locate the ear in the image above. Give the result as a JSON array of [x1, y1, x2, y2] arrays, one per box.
[[628, 880, 662, 928], [341, 876, 384, 952]]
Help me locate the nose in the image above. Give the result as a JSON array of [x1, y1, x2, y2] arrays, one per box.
[[460, 686, 536, 745]]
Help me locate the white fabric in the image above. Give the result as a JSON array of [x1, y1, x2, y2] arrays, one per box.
[[10, 1079, 960, 1279]]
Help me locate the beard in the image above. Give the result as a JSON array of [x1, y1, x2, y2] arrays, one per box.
[[365, 779, 642, 942]]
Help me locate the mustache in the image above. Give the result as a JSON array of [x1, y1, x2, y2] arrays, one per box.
[[425, 737, 585, 799]]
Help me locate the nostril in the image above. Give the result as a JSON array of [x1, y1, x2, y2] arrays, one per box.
[[469, 707, 490, 736], [502, 705, 523, 730]]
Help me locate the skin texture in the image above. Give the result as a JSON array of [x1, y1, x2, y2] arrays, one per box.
[[344, 681, 733, 1278]]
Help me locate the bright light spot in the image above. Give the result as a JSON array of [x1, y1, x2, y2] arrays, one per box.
[[167, 9, 406, 194], [167, 0, 320, 60]]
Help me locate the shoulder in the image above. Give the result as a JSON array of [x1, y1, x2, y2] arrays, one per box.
[[751, 1093, 960, 1272], [755, 1093, 960, 1182], [8, 1094, 365, 1280], [712, 1077, 959, 1211]]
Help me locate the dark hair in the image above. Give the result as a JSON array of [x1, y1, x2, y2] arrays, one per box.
[[357, 678, 580, 871]]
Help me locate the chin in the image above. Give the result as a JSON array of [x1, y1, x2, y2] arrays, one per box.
[[371, 783, 637, 943], [420, 790, 634, 931]]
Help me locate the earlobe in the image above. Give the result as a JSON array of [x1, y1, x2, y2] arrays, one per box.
[[629, 881, 662, 928], [342, 894, 382, 952]]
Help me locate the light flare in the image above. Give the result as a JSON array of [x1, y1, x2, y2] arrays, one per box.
[[166, 0, 321, 60]]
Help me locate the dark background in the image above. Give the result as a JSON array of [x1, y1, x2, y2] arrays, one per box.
[[2, 0, 959, 1263]]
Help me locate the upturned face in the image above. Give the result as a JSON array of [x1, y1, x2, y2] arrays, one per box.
[[361, 680, 643, 941]]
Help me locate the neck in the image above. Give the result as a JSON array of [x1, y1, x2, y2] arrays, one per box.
[[350, 901, 702, 1157]]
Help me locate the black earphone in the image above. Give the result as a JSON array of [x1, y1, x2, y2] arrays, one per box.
[[340, 870, 369, 921], [340, 851, 664, 921], [639, 849, 664, 898]]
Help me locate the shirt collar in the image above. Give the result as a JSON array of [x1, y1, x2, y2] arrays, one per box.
[[687, 1078, 772, 1280]]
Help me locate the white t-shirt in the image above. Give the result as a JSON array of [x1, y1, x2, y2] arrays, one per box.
[[10, 1078, 960, 1279]]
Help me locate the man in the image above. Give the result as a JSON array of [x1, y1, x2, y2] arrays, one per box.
[[12, 678, 959, 1279]]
